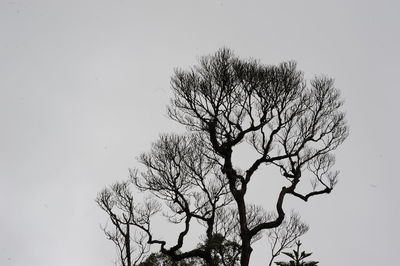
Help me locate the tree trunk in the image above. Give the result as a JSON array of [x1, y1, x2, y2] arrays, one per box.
[[240, 238, 253, 266], [126, 224, 131, 266]]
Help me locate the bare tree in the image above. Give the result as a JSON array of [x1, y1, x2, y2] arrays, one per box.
[[96, 182, 152, 266], [98, 133, 244, 266], [98, 48, 348, 266], [266, 211, 309, 266]]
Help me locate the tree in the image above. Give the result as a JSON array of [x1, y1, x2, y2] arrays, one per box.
[[97, 48, 348, 266], [266, 212, 309, 266], [96, 181, 151, 266], [275, 240, 319, 266]]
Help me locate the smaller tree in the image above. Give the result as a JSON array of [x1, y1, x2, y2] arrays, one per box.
[[275, 240, 318, 266], [266, 211, 309, 266], [96, 181, 155, 266]]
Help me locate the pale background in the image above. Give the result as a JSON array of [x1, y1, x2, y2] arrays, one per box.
[[1, 1, 399, 265]]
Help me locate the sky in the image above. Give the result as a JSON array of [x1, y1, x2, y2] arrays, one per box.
[[1, 0, 399, 265]]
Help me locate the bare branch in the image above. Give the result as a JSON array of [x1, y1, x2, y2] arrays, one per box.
[[266, 211, 309, 266]]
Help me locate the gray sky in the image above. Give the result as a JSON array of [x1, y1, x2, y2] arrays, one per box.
[[1, 0, 399, 265]]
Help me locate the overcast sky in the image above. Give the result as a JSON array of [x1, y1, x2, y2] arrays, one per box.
[[1, 1, 399, 265]]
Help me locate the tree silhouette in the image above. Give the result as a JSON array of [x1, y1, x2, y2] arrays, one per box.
[[275, 240, 319, 266], [97, 48, 348, 266], [96, 181, 151, 266]]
